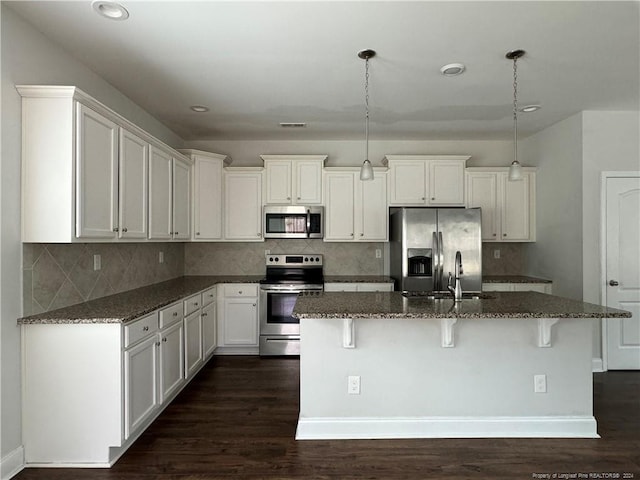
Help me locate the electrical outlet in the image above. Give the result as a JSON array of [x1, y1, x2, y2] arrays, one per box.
[[93, 254, 101, 271], [348, 375, 361, 395], [159, 251, 164, 264], [534, 374, 547, 393], [375, 249, 382, 259], [493, 249, 501, 259]]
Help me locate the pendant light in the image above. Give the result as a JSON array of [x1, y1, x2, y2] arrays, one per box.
[[506, 49, 525, 181], [358, 49, 376, 181]]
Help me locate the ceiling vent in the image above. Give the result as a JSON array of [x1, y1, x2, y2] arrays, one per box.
[[279, 122, 307, 128]]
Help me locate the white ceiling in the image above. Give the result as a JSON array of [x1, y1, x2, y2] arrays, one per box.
[[6, 1, 640, 141]]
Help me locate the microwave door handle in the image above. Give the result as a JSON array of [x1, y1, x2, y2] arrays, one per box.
[[432, 231, 439, 290], [438, 231, 444, 291], [306, 209, 311, 238]]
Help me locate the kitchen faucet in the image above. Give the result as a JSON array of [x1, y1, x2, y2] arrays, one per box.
[[447, 251, 463, 302]]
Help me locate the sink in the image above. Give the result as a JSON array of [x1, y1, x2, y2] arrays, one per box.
[[402, 292, 495, 300]]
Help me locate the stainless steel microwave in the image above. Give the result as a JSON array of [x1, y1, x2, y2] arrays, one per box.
[[263, 206, 323, 239]]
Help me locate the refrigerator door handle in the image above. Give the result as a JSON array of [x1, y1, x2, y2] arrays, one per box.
[[438, 231, 444, 291], [433, 231, 439, 290]]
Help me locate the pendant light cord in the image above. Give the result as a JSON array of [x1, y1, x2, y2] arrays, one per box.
[[365, 57, 370, 161], [512, 55, 518, 164]]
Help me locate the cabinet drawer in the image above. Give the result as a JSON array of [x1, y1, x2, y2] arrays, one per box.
[[183, 294, 202, 316], [201, 287, 217, 306], [124, 313, 159, 348], [159, 302, 183, 329], [224, 284, 258, 297]]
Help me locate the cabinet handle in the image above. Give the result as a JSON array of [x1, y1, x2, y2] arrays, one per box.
[[253, 303, 256, 307], [609, 280, 619, 286], [202, 312, 208, 317], [297, 196, 301, 200], [175, 231, 179, 235], [350, 233, 354, 237], [196, 232, 200, 236], [173, 312, 178, 317], [239, 291, 243, 294], [194, 302, 199, 306], [113, 227, 119, 232], [156, 341, 161, 347], [122, 227, 128, 233], [209, 294, 214, 298], [143, 325, 149, 331], [422, 197, 425, 201], [162, 337, 167, 342], [503, 233, 507, 237], [360, 233, 364, 237], [493, 233, 497, 237], [431, 197, 435, 201], [287, 196, 291, 200]]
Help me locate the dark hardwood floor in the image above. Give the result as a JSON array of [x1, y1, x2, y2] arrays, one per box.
[[15, 357, 640, 480]]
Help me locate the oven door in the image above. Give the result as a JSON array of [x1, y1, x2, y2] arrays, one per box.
[[259, 286, 321, 335]]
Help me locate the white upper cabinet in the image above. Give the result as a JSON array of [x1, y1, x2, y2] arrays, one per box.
[[385, 155, 469, 206], [119, 128, 148, 239], [181, 149, 228, 241], [261, 155, 326, 205], [148, 146, 192, 241], [465, 167, 536, 242], [18, 85, 187, 243], [224, 168, 263, 241], [76, 103, 119, 239], [324, 168, 388, 242]]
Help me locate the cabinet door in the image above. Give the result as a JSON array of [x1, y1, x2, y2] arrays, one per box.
[[224, 172, 263, 241], [159, 321, 184, 403], [172, 158, 191, 240], [389, 161, 427, 205], [76, 103, 118, 239], [124, 335, 159, 439], [466, 173, 499, 241], [324, 283, 358, 292], [148, 147, 173, 240], [324, 172, 355, 241], [193, 157, 223, 240], [428, 161, 465, 206], [119, 128, 148, 239], [184, 310, 203, 380], [222, 298, 258, 346], [202, 301, 217, 358], [501, 173, 532, 241], [357, 173, 388, 241], [295, 161, 323, 204], [264, 161, 292, 204]]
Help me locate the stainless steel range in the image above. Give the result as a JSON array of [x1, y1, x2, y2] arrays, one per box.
[[259, 253, 324, 356]]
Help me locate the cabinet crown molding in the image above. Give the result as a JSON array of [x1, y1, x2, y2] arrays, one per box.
[[383, 155, 471, 165], [179, 149, 231, 166], [260, 155, 328, 164], [465, 166, 537, 172]]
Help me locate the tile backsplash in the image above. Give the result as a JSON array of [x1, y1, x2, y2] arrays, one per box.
[[185, 240, 385, 276], [23, 243, 184, 316], [481, 242, 527, 275]]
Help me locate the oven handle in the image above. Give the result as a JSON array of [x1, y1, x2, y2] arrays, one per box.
[[306, 209, 311, 238], [260, 286, 323, 293]]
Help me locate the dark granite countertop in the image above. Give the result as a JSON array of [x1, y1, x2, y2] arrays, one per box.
[[323, 275, 394, 284], [293, 291, 630, 319], [483, 275, 552, 284], [18, 275, 264, 325]]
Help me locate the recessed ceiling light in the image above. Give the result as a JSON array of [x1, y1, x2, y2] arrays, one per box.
[[190, 105, 209, 113], [92, 1, 129, 20], [440, 63, 466, 76], [279, 122, 307, 128], [520, 104, 541, 113]]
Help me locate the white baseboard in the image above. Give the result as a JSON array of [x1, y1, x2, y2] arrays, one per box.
[[296, 416, 599, 440], [214, 346, 259, 355], [1, 446, 24, 480], [592, 357, 605, 372]]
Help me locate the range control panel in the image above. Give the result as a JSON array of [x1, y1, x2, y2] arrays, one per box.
[[265, 253, 323, 267]]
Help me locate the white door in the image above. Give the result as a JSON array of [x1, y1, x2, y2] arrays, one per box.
[[389, 161, 427, 205], [428, 160, 465, 206], [202, 301, 217, 358], [172, 158, 191, 240], [324, 172, 355, 241], [222, 298, 258, 346], [193, 156, 223, 240], [296, 161, 323, 204], [76, 104, 118, 239], [264, 161, 292, 204], [357, 173, 388, 241], [605, 175, 640, 369], [501, 172, 532, 241], [124, 335, 159, 438], [184, 310, 203, 379], [148, 147, 173, 240], [159, 321, 184, 403], [224, 172, 263, 241], [466, 173, 499, 241], [119, 128, 148, 239]]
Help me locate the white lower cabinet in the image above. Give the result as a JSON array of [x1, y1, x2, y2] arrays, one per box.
[[324, 282, 394, 292], [124, 330, 160, 439], [184, 309, 203, 379], [202, 300, 218, 359], [217, 284, 259, 354], [159, 320, 184, 403]]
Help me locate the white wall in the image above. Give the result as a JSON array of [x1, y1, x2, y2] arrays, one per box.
[[520, 113, 584, 301], [0, 5, 181, 474], [184, 139, 514, 168], [581, 111, 640, 358]]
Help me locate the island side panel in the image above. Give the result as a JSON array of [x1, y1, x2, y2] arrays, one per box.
[[298, 316, 595, 438]]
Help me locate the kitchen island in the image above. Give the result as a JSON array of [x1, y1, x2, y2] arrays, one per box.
[[293, 291, 630, 440]]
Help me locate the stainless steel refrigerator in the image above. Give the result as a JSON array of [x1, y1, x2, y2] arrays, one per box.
[[389, 207, 482, 293]]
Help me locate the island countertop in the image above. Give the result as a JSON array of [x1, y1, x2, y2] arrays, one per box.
[[293, 291, 631, 319]]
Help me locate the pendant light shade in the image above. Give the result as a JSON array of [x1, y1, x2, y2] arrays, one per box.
[[506, 49, 525, 181], [358, 49, 376, 181]]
